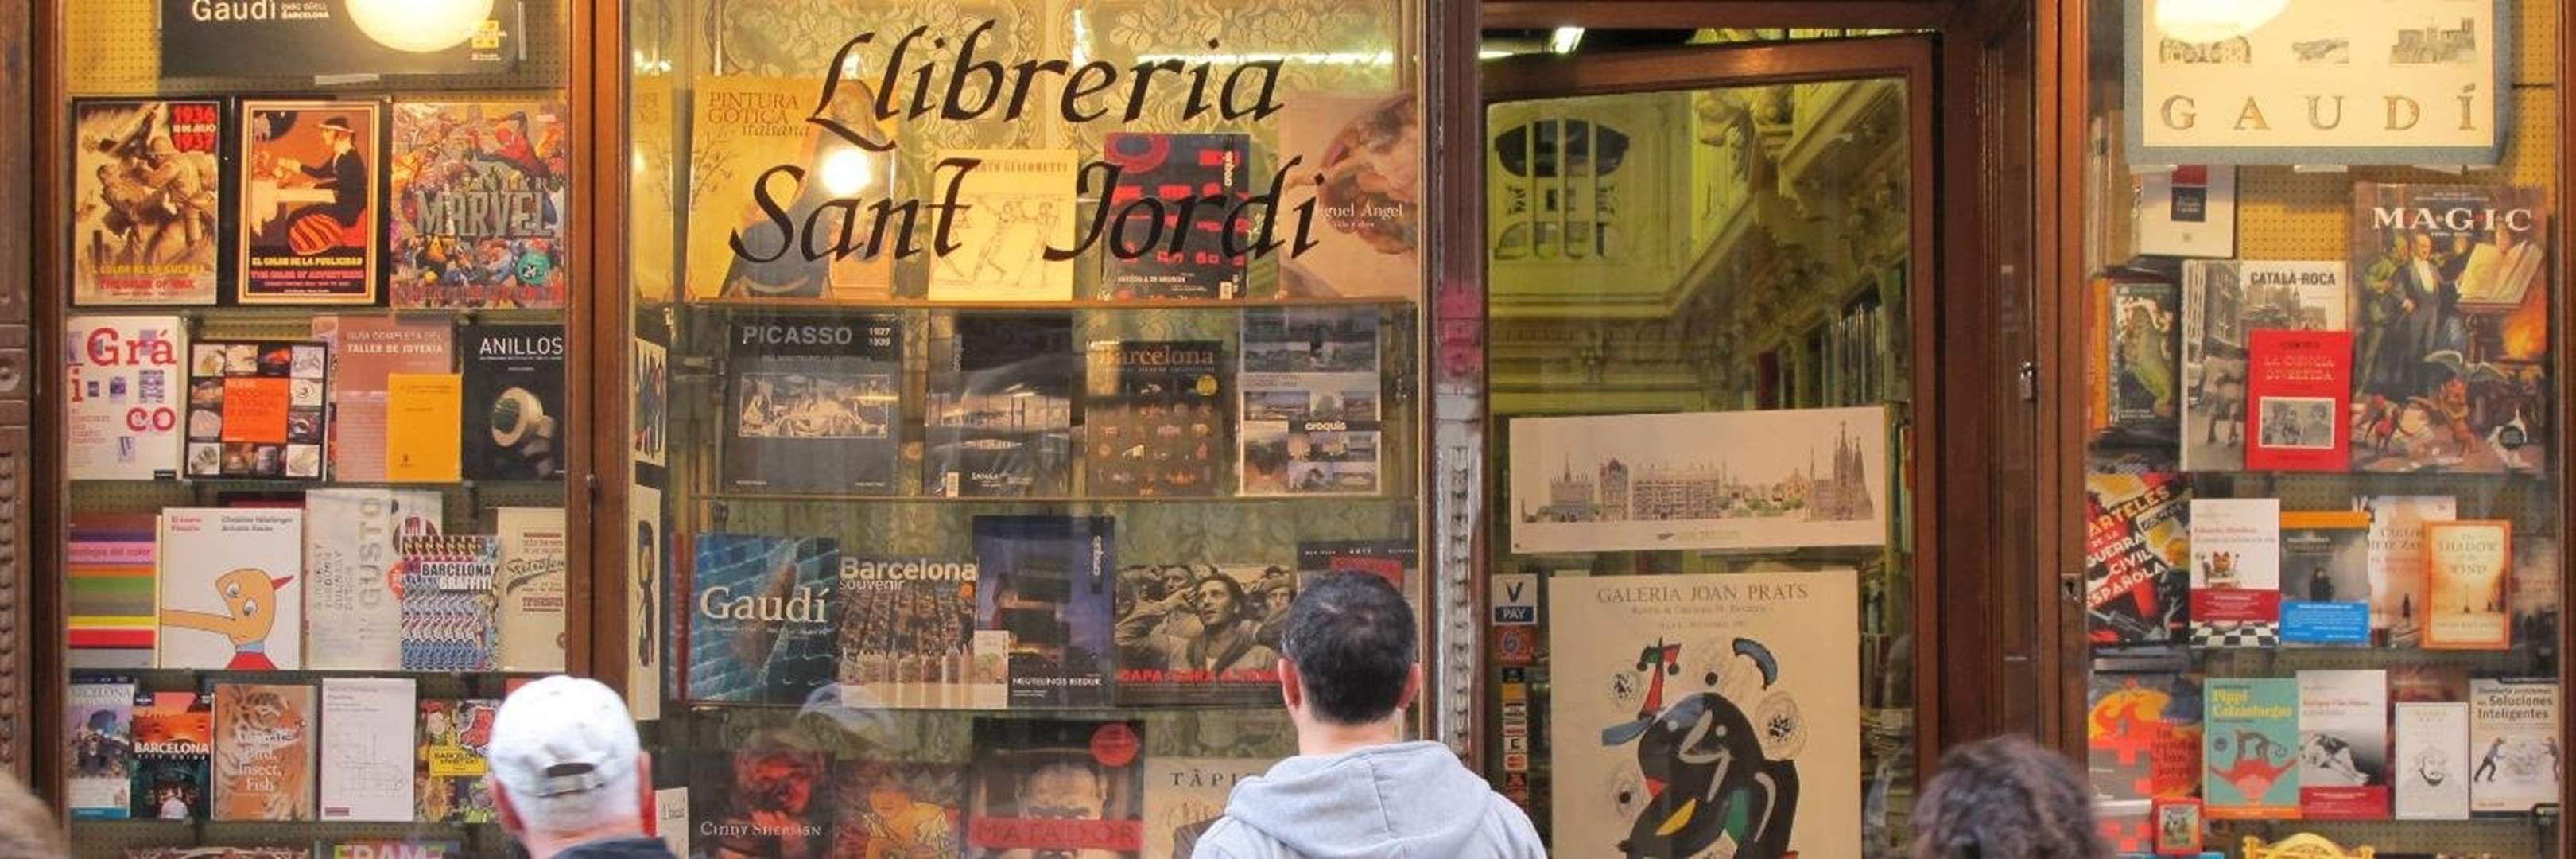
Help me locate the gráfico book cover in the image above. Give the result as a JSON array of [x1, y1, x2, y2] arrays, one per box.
[[65, 316, 187, 480]]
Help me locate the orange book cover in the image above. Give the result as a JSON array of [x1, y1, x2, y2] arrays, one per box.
[[211, 682, 316, 821], [2424, 520, 2513, 650], [385, 372, 463, 482]]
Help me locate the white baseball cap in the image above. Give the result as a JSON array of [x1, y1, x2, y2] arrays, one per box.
[[487, 676, 642, 799]]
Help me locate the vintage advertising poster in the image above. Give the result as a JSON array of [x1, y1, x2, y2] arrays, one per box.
[[304, 488, 444, 671], [690, 748, 836, 856], [2188, 497, 2279, 648], [837, 556, 1003, 711], [495, 507, 569, 672], [310, 316, 451, 483], [975, 516, 1116, 709], [1113, 563, 1296, 707], [1276, 91, 1422, 301], [2202, 678, 2299, 820], [384, 373, 464, 481], [2134, 165, 2234, 258], [416, 699, 499, 823], [1511, 407, 1887, 554], [2425, 520, 2513, 649], [460, 323, 567, 480], [629, 484, 665, 721], [397, 534, 501, 672], [184, 339, 329, 480], [929, 150, 1079, 301], [2244, 329, 2353, 472], [239, 100, 382, 305], [926, 314, 1077, 498], [1240, 307, 1383, 496], [130, 691, 212, 821], [683, 534, 840, 705], [387, 100, 568, 309], [65, 315, 186, 480], [1142, 758, 1271, 859], [1547, 570, 1860, 858], [68, 679, 136, 819], [685, 75, 896, 302], [1100, 132, 1251, 300], [2085, 472, 2189, 647], [2394, 702, 2471, 819], [832, 760, 966, 857], [2179, 261, 2247, 471], [317, 678, 416, 822], [2125, 0, 2507, 164], [2364, 495, 2458, 647], [966, 719, 1146, 858], [2468, 679, 2559, 813], [724, 315, 902, 495], [1085, 340, 1226, 498], [633, 336, 668, 470], [2296, 669, 2389, 819], [68, 513, 158, 669], [2278, 511, 2370, 647], [211, 682, 316, 822], [2085, 673, 2204, 819], [157, 507, 305, 670], [71, 99, 222, 305], [2349, 183, 2550, 474]]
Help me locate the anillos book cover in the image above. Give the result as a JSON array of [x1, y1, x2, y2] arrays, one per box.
[[460, 323, 565, 480]]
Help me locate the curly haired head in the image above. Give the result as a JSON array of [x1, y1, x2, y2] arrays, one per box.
[[1910, 734, 2108, 859]]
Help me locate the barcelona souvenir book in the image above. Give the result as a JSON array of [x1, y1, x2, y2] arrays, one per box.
[[966, 719, 1146, 858], [71, 99, 224, 306], [682, 534, 840, 705], [2349, 183, 2550, 475], [2084, 472, 2189, 646], [1100, 133, 1251, 300], [837, 555, 1003, 711], [238, 100, 382, 305], [1084, 340, 1225, 498], [184, 340, 329, 480], [387, 100, 568, 309], [723, 315, 902, 495]]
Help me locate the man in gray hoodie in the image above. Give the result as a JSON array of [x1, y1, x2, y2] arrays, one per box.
[[1194, 573, 1546, 858]]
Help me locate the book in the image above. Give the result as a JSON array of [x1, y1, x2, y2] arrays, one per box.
[[2467, 679, 2559, 813], [157, 507, 305, 670], [2244, 328, 2353, 472], [2394, 702, 2471, 819], [1113, 562, 1296, 707], [415, 699, 497, 823], [126, 849, 310, 858], [629, 484, 664, 721], [68, 513, 159, 669], [184, 339, 329, 480], [1100, 132, 1251, 299], [2202, 678, 2299, 819], [310, 316, 452, 483], [325, 842, 463, 859], [238, 100, 382, 305], [2104, 278, 2180, 440], [684, 75, 895, 301], [459, 323, 566, 480], [65, 316, 187, 480], [211, 682, 316, 821], [654, 787, 689, 856], [2149, 798, 2204, 856], [965, 719, 1146, 857], [682, 534, 840, 705], [398, 534, 500, 671], [2425, 520, 2512, 650], [318, 678, 416, 822], [1275, 91, 1422, 301], [2296, 669, 2388, 818], [2237, 262, 2350, 331], [2362, 496, 2457, 647], [2390, 664, 2471, 703], [70, 99, 223, 305], [974, 516, 1116, 709], [2186, 497, 2279, 648], [2279, 511, 2371, 647], [2084, 473, 2190, 647], [2512, 536, 2562, 659], [2134, 165, 2234, 258], [130, 691, 212, 821], [1240, 307, 1383, 496], [2349, 183, 2549, 475], [928, 149, 1079, 301], [1142, 758, 1274, 859], [384, 373, 464, 481], [690, 749, 836, 855], [837, 555, 1005, 711], [68, 679, 138, 818], [1293, 539, 1416, 590], [2178, 262, 2247, 470], [1084, 340, 1227, 498], [723, 315, 902, 495], [386, 100, 569, 309], [926, 313, 1077, 497], [632, 335, 667, 469], [495, 507, 569, 672], [832, 760, 966, 857], [2085, 673, 2204, 820], [304, 488, 444, 670]]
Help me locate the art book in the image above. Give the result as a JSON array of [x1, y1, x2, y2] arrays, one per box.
[[2244, 328, 2352, 472], [71, 99, 223, 306], [383, 373, 463, 482], [1548, 570, 1861, 858], [832, 759, 965, 857], [130, 691, 211, 821], [157, 507, 305, 670], [2363, 496, 2457, 648], [65, 316, 186, 480], [318, 678, 415, 822], [68, 513, 158, 669], [2394, 702, 2470, 819], [837, 556, 1003, 711], [495, 507, 569, 672], [1100, 133, 1251, 300], [1294, 539, 1415, 593], [2134, 165, 2234, 258], [211, 682, 316, 821], [966, 719, 1146, 858], [974, 516, 1116, 709], [629, 484, 664, 721], [682, 534, 840, 705], [2279, 511, 2370, 647], [1084, 340, 1226, 498], [2297, 669, 2388, 819], [460, 323, 566, 480], [2085, 673, 2204, 818], [2202, 678, 2299, 820], [2237, 262, 2349, 331], [2350, 183, 2549, 475], [2179, 261, 2248, 471], [929, 150, 1079, 301], [2187, 497, 2279, 648], [386, 100, 568, 309], [415, 699, 497, 823], [238, 100, 382, 305], [309, 316, 451, 483], [723, 315, 902, 495], [2084, 472, 2189, 647], [1113, 562, 1296, 707], [68, 679, 137, 818], [684, 75, 895, 301], [926, 313, 1077, 498], [1142, 758, 1273, 859], [632, 333, 667, 469], [1240, 307, 1383, 496], [184, 339, 328, 480], [2467, 679, 2559, 813], [2097, 275, 2179, 441], [2425, 520, 2512, 650], [1275, 91, 1422, 301], [689, 748, 837, 856], [305, 488, 443, 670], [324, 842, 463, 859], [397, 534, 500, 672]]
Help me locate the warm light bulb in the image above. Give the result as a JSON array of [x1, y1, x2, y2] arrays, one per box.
[[821, 149, 877, 196], [347, 0, 497, 54], [1547, 27, 1585, 55], [2155, 0, 2289, 43]]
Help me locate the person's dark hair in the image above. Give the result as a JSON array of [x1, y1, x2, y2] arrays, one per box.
[[1910, 735, 2106, 859], [1279, 572, 1415, 725]]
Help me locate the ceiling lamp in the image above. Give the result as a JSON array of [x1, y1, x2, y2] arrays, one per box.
[[347, 0, 497, 54], [2155, 0, 2290, 43]]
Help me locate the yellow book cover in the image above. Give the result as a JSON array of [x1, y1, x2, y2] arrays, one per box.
[[385, 372, 463, 482], [685, 75, 897, 301], [927, 149, 1078, 302]]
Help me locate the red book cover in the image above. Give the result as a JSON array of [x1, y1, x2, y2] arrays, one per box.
[[2244, 329, 2352, 472]]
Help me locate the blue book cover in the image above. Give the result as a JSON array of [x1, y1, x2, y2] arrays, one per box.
[[685, 534, 840, 705], [973, 516, 1115, 708], [2279, 511, 2372, 646]]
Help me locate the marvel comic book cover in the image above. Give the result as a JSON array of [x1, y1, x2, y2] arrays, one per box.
[[387, 100, 568, 309]]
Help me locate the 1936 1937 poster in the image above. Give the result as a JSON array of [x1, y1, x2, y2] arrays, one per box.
[[1549, 570, 1860, 858], [239, 101, 382, 305], [1510, 407, 1887, 554]]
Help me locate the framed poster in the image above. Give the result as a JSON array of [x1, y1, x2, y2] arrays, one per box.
[[238, 101, 383, 305], [1507, 406, 1887, 554]]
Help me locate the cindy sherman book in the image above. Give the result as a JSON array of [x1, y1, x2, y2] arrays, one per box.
[[724, 315, 902, 495], [1100, 133, 1251, 300], [2279, 511, 2371, 647], [309, 316, 451, 483], [1113, 563, 1296, 707], [1239, 307, 1382, 496], [304, 488, 442, 671], [2187, 497, 2279, 648], [68, 679, 138, 818], [832, 759, 965, 857], [2349, 183, 2549, 476], [2425, 520, 2513, 650], [2296, 669, 2389, 819], [157, 507, 305, 670], [184, 339, 328, 480], [318, 678, 415, 822], [966, 719, 1146, 858], [1275, 91, 1422, 301], [397, 534, 499, 672], [2084, 472, 2189, 647], [71, 99, 223, 306], [838, 555, 1004, 711], [975, 516, 1116, 709], [690, 748, 836, 857], [682, 534, 840, 705], [69, 512, 158, 669], [387, 100, 568, 309], [2244, 328, 2353, 472], [2179, 261, 2248, 471], [685, 75, 895, 301], [415, 699, 498, 823], [460, 323, 566, 480], [495, 507, 568, 672], [238, 100, 382, 305], [2394, 702, 2471, 819], [2203, 678, 2299, 820], [2085, 673, 2204, 814], [926, 313, 1077, 498], [211, 682, 316, 822], [65, 315, 186, 480], [2364, 496, 2458, 647], [928, 149, 1079, 302], [1142, 757, 1273, 859], [2468, 679, 2559, 813], [1084, 340, 1226, 498], [130, 691, 212, 821]]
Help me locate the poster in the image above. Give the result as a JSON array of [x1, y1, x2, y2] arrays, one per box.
[[1547, 570, 1860, 858], [70, 99, 223, 306], [239, 101, 382, 305], [1510, 408, 1887, 554]]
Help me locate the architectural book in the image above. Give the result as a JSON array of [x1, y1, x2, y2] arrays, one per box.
[[1100, 132, 1251, 300], [974, 516, 1116, 709], [683, 534, 840, 705], [926, 313, 1077, 498], [316, 678, 414, 822], [1084, 340, 1226, 498]]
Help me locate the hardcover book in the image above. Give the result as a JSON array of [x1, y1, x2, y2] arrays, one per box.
[[2363, 496, 2458, 647], [397, 535, 499, 672], [184, 339, 329, 480], [384, 373, 464, 482], [309, 316, 451, 483], [68, 513, 158, 669], [926, 313, 1077, 498], [66, 316, 187, 480], [2349, 183, 2549, 475], [157, 507, 305, 670], [459, 323, 566, 480], [239, 100, 382, 305], [211, 682, 316, 821], [1275, 91, 1422, 301], [684, 75, 895, 301], [1239, 307, 1383, 496], [2237, 262, 2350, 331], [2394, 702, 2470, 819], [966, 719, 1146, 858], [68, 679, 138, 818], [71, 99, 223, 306], [2512, 536, 2561, 659], [2179, 261, 2248, 471], [689, 749, 837, 856], [1142, 758, 1273, 859], [325, 842, 463, 859], [1293, 539, 1416, 592], [2425, 520, 2512, 650], [2103, 278, 2180, 441], [318, 678, 415, 822], [130, 691, 211, 821], [1084, 340, 1226, 498], [927, 149, 1079, 302], [2468, 679, 2559, 813], [495, 507, 569, 672], [415, 699, 497, 823], [2244, 328, 2353, 472], [2296, 669, 2389, 819], [974, 516, 1116, 709], [837, 556, 1003, 711], [2187, 497, 2279, 648], [1113, 563, 1296, 707], [2085, 674, 2204, 817], [723, 315, 902, 495], [1100, 133, 1251, 300], [2202, 678, 2299, 819], [683, 534, 840, 705], [2134, 165, 2234, 259], [832, 759, 966, 857], [305, 488, 444, 670], [2085, 472, 2190, 647], [386, 100, 568, 309], [2279, 511, 2371, 647]]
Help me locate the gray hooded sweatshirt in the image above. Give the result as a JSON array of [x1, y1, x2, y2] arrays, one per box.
[[1191, 740, 1547, 858]]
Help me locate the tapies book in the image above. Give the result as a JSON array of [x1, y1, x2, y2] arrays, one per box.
[[1142, 757, 1274, 859], [683, 534, 840, 705], [386, 100, 568, 309], [71, 99, 224, 306], [184, 340, 329, 480], [238, 100, 382, 305], [724, 315, 902, 495], [974, 516, 1116, 709]]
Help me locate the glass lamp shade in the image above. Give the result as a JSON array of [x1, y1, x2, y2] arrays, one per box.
[[2154, 0, 2289, 43], [347, 0, 497, 54]]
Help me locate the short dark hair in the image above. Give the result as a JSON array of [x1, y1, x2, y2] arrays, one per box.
[[1279, 572, 1415, 725], [1911, 734, 2106, 859]]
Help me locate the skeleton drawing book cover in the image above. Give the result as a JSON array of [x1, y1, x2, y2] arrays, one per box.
[[1546, 570, 1860, 858], [239, 100, 382, 305], [72, 99, 223, 306], [2349, 183, 2550, 475], [387, 101, 568, 309]]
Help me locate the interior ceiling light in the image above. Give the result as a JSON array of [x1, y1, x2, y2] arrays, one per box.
[[348, 0, 496, 54], [2154, 0, 2289, 43], [1548, 27, 1585, 55]]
